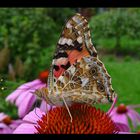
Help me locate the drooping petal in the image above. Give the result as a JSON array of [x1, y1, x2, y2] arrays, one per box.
[[0, 123, 8, 128], [15, 91, 29, 107], [40, 100, 53, 112], [13, 123, 37, 134], [9, 120, 23, 130], [0, 123, 12, 134], [18, 93, 36, 118], [16, 83, 46, 108], [107, 96, 118, 115], [6, 89, 22, 104], [115, 122, 130, 132], [13, 108, 45, 134], [118, 131, 135, 134], [128, 107, 140, 122], [110, 113, 129, 130], [6, 79, 45, 104], [23, 108, 45, 124], [109, 107, 117, 116], [17, 79, 43, 90], [31, 83, 47, 94], [127, 108, 140, 128], [0, 113, 8, 121]]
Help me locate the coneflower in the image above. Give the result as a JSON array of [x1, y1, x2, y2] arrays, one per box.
[[36, 103, 119, 134], [6, 70, 49, 118], [13, 103, 121, 134]]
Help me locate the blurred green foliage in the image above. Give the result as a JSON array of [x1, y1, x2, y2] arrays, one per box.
[[90, 8, 140, 55], [1, 8, 140, 81], [0, 8, 75, 81]]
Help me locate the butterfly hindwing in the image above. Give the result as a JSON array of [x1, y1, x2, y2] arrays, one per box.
[[52, 56, 116, 105]]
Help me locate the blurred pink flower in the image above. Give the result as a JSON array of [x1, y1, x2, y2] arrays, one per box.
[[109, 103, 140, 131], [6, 79, 46, 118], [107, 97, 130, 133], [13, 106, 54, 134], [0, 112, 22, 134]]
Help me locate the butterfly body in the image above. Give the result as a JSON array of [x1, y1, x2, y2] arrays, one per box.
[[35, 13, 117, 107]]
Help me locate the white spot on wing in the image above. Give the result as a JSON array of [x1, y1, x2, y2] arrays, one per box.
[[67, 39, 73, 46], [68, 66, 76, 75], [61, 38, 67, 45], [77, 36, 82, 44], [78, 31, 81, 35], [72, 16, 81, 24], [58, 37, 63, 44], [66, 22, 72, 28], [81, 78, 89, 87]]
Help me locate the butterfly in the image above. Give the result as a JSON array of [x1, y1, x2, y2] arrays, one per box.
[[35, 13, 117, 113]]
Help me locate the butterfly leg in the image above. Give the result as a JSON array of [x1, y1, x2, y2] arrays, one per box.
[[61, 95, 73, 123], [34, 101, 41, 119], [46, 102, 49, 124]]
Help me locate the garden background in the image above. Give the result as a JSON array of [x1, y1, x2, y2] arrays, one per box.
[[0, 8, 140, 130]]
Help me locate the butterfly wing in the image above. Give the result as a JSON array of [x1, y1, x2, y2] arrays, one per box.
[[35, 13, 117, 106], [47, 13, 97, 94], [53, 56, 117, 105]]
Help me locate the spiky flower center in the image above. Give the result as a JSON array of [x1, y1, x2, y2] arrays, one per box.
[[38, 70, 49, 83], [35, 103, 118, 134], [117, 104, 128, 114], [2, 116, 12, 125]]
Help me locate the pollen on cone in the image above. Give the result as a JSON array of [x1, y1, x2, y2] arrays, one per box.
[[35, 103, 119, 134]]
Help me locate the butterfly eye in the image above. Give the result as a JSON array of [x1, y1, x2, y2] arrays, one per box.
[[90, 67, 97, 75], [97, 83, 105, 92]]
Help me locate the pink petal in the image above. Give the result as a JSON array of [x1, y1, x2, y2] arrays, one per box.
[[0, 123, 8, 128], [107, 96, 118, 115], [40, 100, 52, 112], [127, 109, 140, 128], [118, 132, 135, 134], [0, 113, 8, 121], [15, 83, 45, 107], [15, 91, 29, 107], [109, 107, 117, 116], [6, 79, 44, 104], [115, 122, 130, 132], [28, 83, 46, 93], [6, 89, 22, 104], [17, 79, 43, 90], [111, 113, 129, 129], [18, 94, 36, 118], [13, 123, 37, 134], [9, 120, 23, 129], [23, 108, 45, 124], [128, 108, 140, 122], [0, 124, 12, 134]]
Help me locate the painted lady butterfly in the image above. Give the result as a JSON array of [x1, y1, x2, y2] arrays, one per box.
[[35, 13, 117, 109]]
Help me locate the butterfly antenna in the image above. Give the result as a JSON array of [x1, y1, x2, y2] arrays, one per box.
[[46, 102, 49, 124], [62, 95, 73, 123]]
